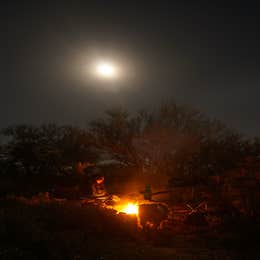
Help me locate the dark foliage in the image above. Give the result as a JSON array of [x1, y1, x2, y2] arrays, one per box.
[[0, 100, 260, 259]]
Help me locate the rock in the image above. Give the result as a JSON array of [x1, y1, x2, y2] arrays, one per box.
[[139, 203, 168, 229]]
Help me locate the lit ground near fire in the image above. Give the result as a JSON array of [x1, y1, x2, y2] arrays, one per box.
[[0, 195, 259, 260]]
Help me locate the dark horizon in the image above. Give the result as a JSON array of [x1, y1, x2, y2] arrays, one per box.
[[2, 1, 260, 137]]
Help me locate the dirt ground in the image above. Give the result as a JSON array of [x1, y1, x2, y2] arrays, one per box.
[[0, 196, 259, 260]]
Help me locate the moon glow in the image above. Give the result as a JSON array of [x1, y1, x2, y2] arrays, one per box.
[[95, 62, 117, 79]]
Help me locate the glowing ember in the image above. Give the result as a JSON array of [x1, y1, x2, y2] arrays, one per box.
[[114, 202, 139, 215], [122, 203, 139, 215]]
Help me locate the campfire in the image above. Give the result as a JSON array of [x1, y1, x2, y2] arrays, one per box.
[[114, 202, 139, 215], [87, 195, 169, 230]]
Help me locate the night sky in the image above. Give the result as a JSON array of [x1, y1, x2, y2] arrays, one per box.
[[2, 1, 260, 137]]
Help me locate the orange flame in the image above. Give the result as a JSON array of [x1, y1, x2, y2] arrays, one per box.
[[121, 203, 139, 215], [114, 202, 139, 215]]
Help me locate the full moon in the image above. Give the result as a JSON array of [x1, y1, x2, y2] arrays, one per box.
[[95, 62, 117, 79]]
